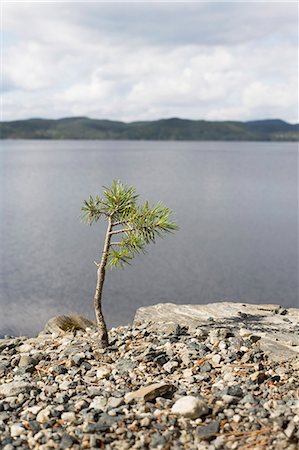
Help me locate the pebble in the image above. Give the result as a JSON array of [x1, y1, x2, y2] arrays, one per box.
[[10, 424, 25, 437], [0, 320, 297, 450], [90, 396, 107, 410], [18, 343, 32, 353], [36, 408, 51, 424], [171, 396, 210, 419], [197, 419, 220, 438], [61, 412, 76, 423], [0, 381, 32, 397], [96, 366, 111, 379], [125, 382, 173, 403], [163, 360, 179, 373], [107, 396, 124, 409], [211, 354, 221, 365]]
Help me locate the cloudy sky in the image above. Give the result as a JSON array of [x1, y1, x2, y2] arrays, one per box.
[[2, 1, 298, 123]]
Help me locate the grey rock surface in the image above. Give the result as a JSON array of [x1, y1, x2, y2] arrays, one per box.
[[133, 302, 299, 362]]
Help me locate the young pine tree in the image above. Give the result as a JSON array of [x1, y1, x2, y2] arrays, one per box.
[[82, 180, 178, 347]]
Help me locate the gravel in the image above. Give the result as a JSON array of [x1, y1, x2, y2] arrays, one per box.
[[0, 321, 298, 449]]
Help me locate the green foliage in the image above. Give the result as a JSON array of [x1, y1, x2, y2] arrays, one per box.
[[1, 117, 298, 141], [82, 180, 178, 268], [81, 181, 138, 224]]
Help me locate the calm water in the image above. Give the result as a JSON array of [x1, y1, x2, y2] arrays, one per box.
[[0, 140, 298, 337]]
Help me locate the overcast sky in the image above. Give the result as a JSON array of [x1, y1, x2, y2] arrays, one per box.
[[2, 1, 298, 123]]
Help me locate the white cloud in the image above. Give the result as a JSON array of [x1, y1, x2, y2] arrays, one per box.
[[2, 1, 298, 123]]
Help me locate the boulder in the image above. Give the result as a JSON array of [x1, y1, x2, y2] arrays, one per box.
[[133, 302, 299, 362], [42, 315, 96, 335]]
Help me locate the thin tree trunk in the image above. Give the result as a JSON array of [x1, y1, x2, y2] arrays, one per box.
[[94, 217, 112, 347]]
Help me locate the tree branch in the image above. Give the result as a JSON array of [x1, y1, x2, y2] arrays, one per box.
[[111, 220, 126, 226], [109, 228, 134, 235]]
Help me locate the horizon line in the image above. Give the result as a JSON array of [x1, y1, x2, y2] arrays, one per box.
[[1, 116, 298, 125]]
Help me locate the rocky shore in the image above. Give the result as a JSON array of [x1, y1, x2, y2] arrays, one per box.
[[0, 302, 298, 449]]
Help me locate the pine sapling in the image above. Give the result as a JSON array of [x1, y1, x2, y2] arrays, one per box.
[[82, 180, 178, 347]]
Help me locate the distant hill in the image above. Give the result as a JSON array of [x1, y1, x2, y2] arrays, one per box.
[[0, 117, 298, 141]]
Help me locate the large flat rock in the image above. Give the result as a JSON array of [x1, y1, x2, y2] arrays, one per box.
[[133, 302, 299, 362]]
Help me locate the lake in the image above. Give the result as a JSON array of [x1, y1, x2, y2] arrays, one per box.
[[0, 140, 298, 337]]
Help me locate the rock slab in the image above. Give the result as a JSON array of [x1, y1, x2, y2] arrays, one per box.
[[133, 302, 299, 362]]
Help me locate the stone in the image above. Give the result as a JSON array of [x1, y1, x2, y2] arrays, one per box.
[[36, 408, 51, 423], [72, 352, 86, 365], [43, 314, 96, 335], [250, 371, 267, 383], [183, 368, 193, 378], [96, 366, 111, 379], [61, 412, 76, 423], [22, 405, 42, 415], [200, 362, 212, 372], [197, 420, 220, 438], [74, 399, 89, 412], [171, 396, 210, 419], [0, 364, 7, 377], [133, 302, 299, 361], [211, 354, 221, 365], [226, 385, 243, 397], [220, 395, 236, 405], [90, 396, 107, 410], [10, 424, 25, 437], [116, 359, 136, 375], [19, 354, 38, 368], [140, 417, 151, 427], [106, 397, 124, 409], [18, 343, 33, 353], [163, 360, 179, 373], [284, 421, 296, 438], [125, 383, 174, 403], [60, 433, 77, 448], [0, 382, 32, 397], [83, 413, 118, 432], [59, 380, 73, 391], [153, 353, 169, 365], [3, 445, 14, 450], [150, 433, 167, 447]]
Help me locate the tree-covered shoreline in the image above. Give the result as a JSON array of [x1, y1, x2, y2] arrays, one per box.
[[1, 117, 298, 141]]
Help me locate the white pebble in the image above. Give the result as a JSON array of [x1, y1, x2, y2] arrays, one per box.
[[163, 360, 178, 373], [171, 396, 209, 419], [219, 342, 227, 350], [18, 344, 32, 353], [36, 408, 51, 423], [233, 414, 242, 422], [240, 346, 249, 352], [140, 417, 151, 427], [96, 366, 111, 379], [10, 424, 25, 437], [212, 354, 221, 365], [61, 412, 76, 423]]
